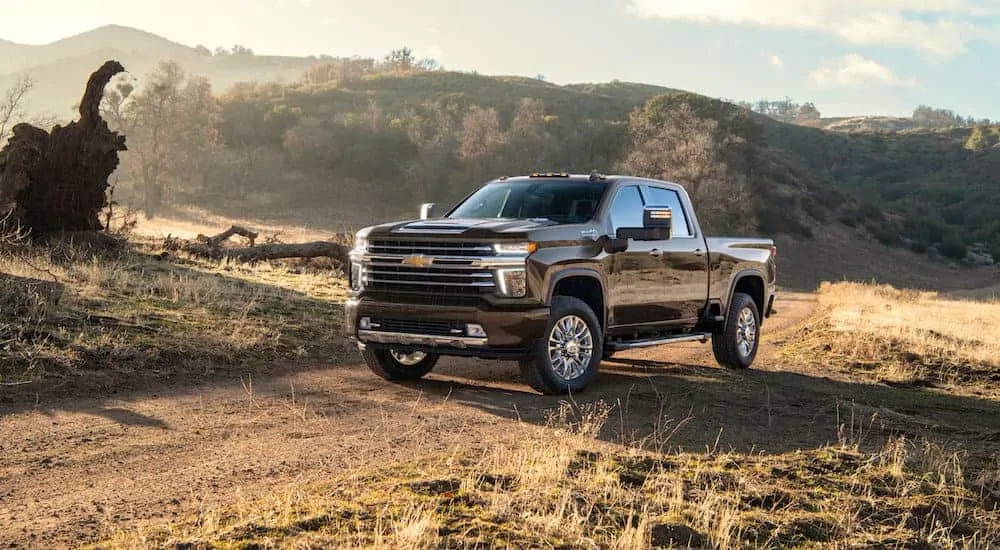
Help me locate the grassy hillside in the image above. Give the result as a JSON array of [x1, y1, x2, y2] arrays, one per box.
[[7, 32, 992, 286], [189, 70, 1000, 271]]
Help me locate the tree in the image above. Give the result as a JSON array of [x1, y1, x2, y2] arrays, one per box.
[[459, 107, 504, 160], [965, 126, 987, 152], [618, 99, 756, 233], [382, 47, 416, 72], [114, 61, 223, 217], [0, 75, 33, 144], [282, 116, 340, 170], [796, 102, 821, 123], [503, 98, 558, 170]]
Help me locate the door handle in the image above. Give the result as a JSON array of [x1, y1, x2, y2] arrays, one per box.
[[693, 249, 705, 256], [649, 249, 663, 257]]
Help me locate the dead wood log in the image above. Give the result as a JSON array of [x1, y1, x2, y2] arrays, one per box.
[[182, 240, 349, 263], [195, 225, 259, 247], [0, 60, 127, 236], [179, 225, 348, 265]]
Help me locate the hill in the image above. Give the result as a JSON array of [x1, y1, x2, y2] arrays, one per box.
[[172, 68, 999, 285], [3, 26, 997, 288], [0, 25, 325, 118]]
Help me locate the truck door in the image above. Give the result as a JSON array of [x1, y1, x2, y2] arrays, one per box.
[[604, 185, 675, 327], [641, 185, 710, 326]]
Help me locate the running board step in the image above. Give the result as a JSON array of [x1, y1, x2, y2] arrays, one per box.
[[608, 332, 712, 351]]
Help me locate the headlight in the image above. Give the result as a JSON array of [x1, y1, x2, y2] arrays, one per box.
[[494, 242, 537, 255], [353, 234, 369, 254], [350, 260, 364, 291], [496, 268, 527, 298]]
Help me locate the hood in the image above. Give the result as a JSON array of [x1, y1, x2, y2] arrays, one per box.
[[365, 217, 561, 239]]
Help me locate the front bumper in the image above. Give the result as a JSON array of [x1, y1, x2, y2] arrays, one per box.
[[345, 298, 549, 359]]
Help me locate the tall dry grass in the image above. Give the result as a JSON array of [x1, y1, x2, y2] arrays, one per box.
[[96, 398, 1000, 549], [0, 241, 348, 385], [780, 281, 1000, 393]]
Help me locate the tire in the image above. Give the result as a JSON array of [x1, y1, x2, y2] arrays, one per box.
[[519, 296, 603, 394], [711, 292, 760, 369], [362, 346, 439, 380]]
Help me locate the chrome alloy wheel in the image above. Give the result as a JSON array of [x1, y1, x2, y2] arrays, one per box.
[[547, 315, 594, 381], [390, 349, 428, 366], [735, 307, 757, 358]]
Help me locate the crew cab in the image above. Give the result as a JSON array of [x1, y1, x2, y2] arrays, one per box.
[[345, 173, 777, 394]]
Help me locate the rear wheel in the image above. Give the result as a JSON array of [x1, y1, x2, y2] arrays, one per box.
[[711, 292, 760, 369], [519, 296, 603, 394], [362, 347, 439, 380]]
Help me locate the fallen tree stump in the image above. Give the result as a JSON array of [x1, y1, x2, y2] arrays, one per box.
[[0, 60, 127, 236], [178, 225, 349, 265]]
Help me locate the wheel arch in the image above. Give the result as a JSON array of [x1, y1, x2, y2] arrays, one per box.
[[726, 270, 766, 319], [548, 269, 607, 329]]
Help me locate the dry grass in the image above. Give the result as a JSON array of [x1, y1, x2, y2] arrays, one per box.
[[0, 241, 349, 386], [131, 204, 350, 244], [779, 281, 1000, 396], [92, 400, 1000, 549]]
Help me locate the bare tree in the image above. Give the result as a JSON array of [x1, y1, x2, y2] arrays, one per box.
[[458, 107, 503, 159], [0, 75, 33, 144]]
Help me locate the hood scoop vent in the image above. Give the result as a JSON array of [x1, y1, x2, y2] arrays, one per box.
[[396, 220, 471, 234]]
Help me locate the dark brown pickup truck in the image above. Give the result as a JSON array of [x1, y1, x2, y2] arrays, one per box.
[[345, 173, 777, 394]]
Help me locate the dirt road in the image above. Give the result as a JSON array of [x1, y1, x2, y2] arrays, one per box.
[[3, 292, 999, 547]]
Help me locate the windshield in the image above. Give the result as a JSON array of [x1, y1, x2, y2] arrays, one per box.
[[447, 179, 608, 224]]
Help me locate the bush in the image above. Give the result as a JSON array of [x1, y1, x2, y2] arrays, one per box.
[[938, 238, 968, 260]]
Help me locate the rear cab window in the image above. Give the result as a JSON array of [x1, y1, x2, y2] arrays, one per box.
[[642, 185, 694, 238]]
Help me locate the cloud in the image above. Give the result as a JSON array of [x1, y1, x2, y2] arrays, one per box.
[[808, 54, 918, 89], [769, 55, 784, 68], [627, 0, 998, 56]]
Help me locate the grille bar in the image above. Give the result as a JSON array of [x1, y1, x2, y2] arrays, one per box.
[[369, 239, 494, 257], [363, 277, 495, 289], [372, 318, 466, 337], [366, 269, 494, 279]]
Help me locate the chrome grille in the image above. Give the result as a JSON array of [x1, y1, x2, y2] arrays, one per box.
[[363, 239, 498, 297], [369, 239, 494, 257]]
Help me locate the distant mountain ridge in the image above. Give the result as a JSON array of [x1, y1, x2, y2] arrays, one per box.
[[0, 24, 325, 119]]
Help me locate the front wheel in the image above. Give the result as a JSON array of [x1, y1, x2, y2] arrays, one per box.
[[519, 296, 603, 394], [362, 347, 439, 380], [711, 292, 760, 369]]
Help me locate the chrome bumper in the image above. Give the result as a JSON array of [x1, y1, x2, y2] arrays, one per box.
[[357, 329, 488, 348]]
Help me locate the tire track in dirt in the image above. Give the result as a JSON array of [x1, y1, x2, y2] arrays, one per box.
[[4, 291, 999, 547]]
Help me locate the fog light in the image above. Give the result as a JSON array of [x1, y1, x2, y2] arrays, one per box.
[[466, 323, 487, 338], [496, 268, 527, 298], [359, 317, 372, 330]]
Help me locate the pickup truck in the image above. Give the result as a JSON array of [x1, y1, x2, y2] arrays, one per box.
[[345, 172, 777, 394]]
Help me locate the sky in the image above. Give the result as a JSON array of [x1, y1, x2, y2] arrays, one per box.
[[2, 0, 999, 119]]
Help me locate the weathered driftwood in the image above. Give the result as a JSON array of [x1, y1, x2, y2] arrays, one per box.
[[180, 225, 349, 264], [0, 60, 127, 236], [195, 225, 258, 247]]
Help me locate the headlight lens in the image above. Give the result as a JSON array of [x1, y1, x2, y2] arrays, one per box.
[[350, 261, 364, 291], [494, 242, 537, 255], [496, 268, 527, 298], [353, 234, 369, 254]]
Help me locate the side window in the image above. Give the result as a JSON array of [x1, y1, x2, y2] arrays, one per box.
[[643, 186, 693, 237], [608, 186, 644, 232]]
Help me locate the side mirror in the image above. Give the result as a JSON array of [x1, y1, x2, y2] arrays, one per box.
[[603, 237, 629, 254], [615, 206, 673, 241], [419, 203, 437, 220]]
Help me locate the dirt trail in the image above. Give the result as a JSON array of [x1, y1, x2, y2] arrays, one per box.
[[3, 291, 999, 548]]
